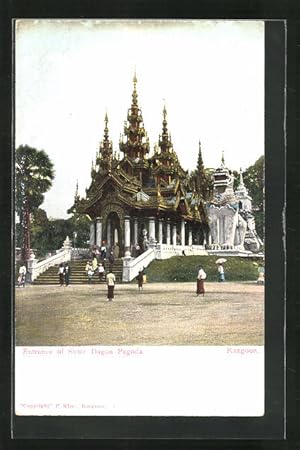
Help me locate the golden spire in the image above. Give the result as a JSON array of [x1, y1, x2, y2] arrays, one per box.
[[74, 180, 79, 202], [162, 103, 168, 139], [103, 111, 109, 142], [163, 101, 167, 120], [132, 70, 138, 107], [221, 150, 225, 167]]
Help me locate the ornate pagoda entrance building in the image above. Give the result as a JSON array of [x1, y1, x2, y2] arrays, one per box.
[[74, 74, 209, 260]]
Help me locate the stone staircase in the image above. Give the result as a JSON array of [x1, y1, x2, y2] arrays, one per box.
[[32, 259, 124, 285]]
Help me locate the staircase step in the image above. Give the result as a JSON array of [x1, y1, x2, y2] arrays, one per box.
[[33, 259, 124, 285]]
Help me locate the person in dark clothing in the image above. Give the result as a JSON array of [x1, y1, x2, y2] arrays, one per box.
[[108, 251, 115, 271], [196, 266, 206, 297], [136, 270, 144, 291], [58, 263, 64, 286], [64, 262, 71, 286], [100, 241, 107, 260]]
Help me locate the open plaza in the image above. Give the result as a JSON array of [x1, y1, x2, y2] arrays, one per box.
[[15, 281, 264, 346]]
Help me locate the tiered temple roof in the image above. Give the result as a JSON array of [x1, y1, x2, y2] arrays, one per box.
[[74, 74, 208, 224]]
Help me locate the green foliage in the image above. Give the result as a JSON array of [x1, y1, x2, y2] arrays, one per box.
[[146, 256, 261, 282], [16, 145, 55, 260], [16, 145, 55, 215], [232, 170, 239, 190], [68, 213, 90, 248], [29, 208, 90, 259], [242, 155, 264, 238], [243, 155, 264, 211]]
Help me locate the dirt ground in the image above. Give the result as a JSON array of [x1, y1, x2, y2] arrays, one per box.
[[15, 282, 264, 346]]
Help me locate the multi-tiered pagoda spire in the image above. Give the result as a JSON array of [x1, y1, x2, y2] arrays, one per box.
[[96, 113, 113, 173], [152, 105, 185, 186], [194, 140, 207, 199], [119, 73, 150, 161], [158, 104, 173, 154]]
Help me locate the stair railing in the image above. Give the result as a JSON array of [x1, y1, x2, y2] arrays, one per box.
[[27, 237, 72, 282], [122, 248, 156, 282]]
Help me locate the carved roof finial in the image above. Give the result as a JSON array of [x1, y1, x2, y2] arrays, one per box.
[[163, 100, 167, 120], [132, 69, 138, 107], [221, 150, 225, 167], [239, 167, 245, 186], [161, 102, 168, 141], [103, 111, 109, 141], [74, 180, 79, 202]]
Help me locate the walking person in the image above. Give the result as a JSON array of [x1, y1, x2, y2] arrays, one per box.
[[218, 263, 225, 282], [136, 270, 144, 291], [196, 266, 206, 297], [85, 261, 94, 283], [257, 265, 265, 285], [106, 269, 116, 302], [64, 262, 71, 287], [108, 251, 115, 271], [17, 263, 27, 288], [58, 263, 64, 287], [98, 262, 105, 282], [100, 241, 107, 260]]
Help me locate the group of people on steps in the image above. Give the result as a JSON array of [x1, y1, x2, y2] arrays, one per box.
[[57, 262, 71, 287]]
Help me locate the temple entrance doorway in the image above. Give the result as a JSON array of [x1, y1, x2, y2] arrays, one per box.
[[105, 212, 123, 256]]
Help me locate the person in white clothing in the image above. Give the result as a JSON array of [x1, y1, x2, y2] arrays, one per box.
[[196, 266, 206, 297], [218, 264, 225, 282], [18, 263, 27, 287], [106, 270, 116, 301], [98, 262, 105, 281]]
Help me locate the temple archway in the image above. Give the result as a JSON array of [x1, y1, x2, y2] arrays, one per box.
[[104, 211, 123, 255]]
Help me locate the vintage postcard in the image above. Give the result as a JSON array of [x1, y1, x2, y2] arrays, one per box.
[[13, 18, 283, 436]]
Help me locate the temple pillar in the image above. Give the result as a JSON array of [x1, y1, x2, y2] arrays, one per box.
[[158, 219, 163, 244], [107, 220, 112, 250], [148, 217, 156, 242], [114, 228, 118, 244], [96, 217, 102, 247], [172, 224, 177, 245], [166, 219, 171, 245], [133, 217, 138, 245], [124, 216, 131, 256], [89, 221, 95, 247], [188, 227, 193, 246], [180, 219, 185, 245]]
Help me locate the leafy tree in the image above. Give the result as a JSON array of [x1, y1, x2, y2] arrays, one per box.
[[243, 155, 264, 238], [242, 155, 264, 210], [30, 208, 56, 258], [232, 170, 239, 190], [16, 145, 55, 261], [68, 213, 90, 248], [29, 208, 90, 259]]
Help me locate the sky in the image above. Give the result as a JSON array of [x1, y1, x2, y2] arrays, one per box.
[[15, 19, 264, 219]]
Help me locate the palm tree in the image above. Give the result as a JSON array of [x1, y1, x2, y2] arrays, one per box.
[[16, 145, 55, 262]]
